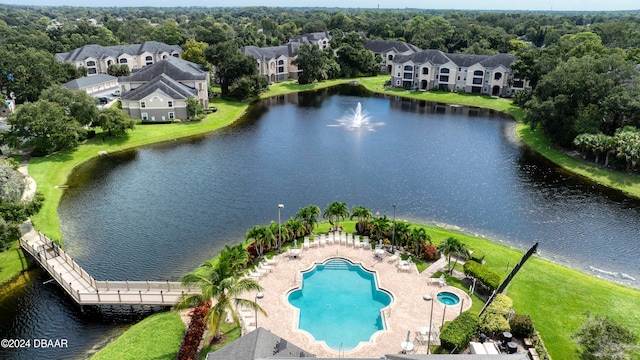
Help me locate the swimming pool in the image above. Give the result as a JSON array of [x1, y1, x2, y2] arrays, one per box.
[[287, 258, 393, 351]]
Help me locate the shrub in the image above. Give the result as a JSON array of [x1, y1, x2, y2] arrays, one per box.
[[422, 244, 439, 261], [440, 311, 479, 351], [487, 294, 513, 316], [464, 260, 501, 291], [509, 314, 534, 338], [177, 305, 208, 360], [468, 247, 485, 263], [479, 312, 510, 336]]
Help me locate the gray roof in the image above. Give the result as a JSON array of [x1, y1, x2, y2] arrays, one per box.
[[120, 73, 197, 101], [394, 50, 451, 66], [205, 328, 315, 360], [290, 31, 332, 44], [62, 74, 117, 89], [55, 41, 182, 62], [365, 39, 421, 54], [394, 50, 515, 70], [118, 57, 207, 83], [240, 42, 301, 61]]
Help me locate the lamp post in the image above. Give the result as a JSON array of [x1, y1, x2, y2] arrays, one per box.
[[278, 204, 284, 253], [423, 294, 434, 354], [391, 204, 397, 252], [255, 291, 264, 329]]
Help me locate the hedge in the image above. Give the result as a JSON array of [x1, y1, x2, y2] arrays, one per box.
[[463, 260, 501, 291], [468, 247, 485, 263], [440, 311, 479, 351]]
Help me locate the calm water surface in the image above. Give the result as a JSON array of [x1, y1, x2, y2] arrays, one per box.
[[2, 85, 640, 359]]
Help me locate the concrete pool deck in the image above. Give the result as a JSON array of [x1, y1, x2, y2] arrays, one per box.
[[244, 241, 472, 358]]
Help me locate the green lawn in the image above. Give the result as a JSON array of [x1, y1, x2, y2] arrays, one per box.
[[0, 241, 30, 285], [91, 311, 185, 360]]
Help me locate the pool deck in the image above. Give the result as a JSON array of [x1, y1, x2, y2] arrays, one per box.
[[244, 241, 472, 358]]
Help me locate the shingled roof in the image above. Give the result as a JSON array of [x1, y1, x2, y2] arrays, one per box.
[[118, 57, 208, 83], [240, 42, 301, 61], [394, 50, 516, 70], [205, 328, 315, 360], [62, 74, 117, 89], [120, 73, 197, 101], [365, 39, 421, 54], [289, 31, 332, 44], [55, 41, 182, 62]]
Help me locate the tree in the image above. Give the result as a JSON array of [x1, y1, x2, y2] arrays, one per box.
[[227, 75, 268, 100], [186, 97, 205, 120], [350, 205, 372, 234], [182, 38, 208, 65], [370, 215, 391, 242], [245, 225, 275, 258], [5, 100, 82, 156], [39, 84, 99, 127], [205, 41, 260, 97], [438, 237, 468, 273], [96, 107, 135, 137], [107, 64, 130, 77], [177, 246, 265, 342], [294, 205, 321, 235], [292, 42, 328, 84], [574, 313, 639, 360], [332, 33, 377, 78], [322, 201, 350, 231], [407, 226, 431, 258]]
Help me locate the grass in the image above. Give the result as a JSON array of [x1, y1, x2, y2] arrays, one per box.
[[91, 311, 185, 360], [0, 241, 31, 285]]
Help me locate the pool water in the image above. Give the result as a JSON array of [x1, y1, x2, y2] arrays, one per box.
[[437, 291, 460, 305], [287, 258, 392, 351]]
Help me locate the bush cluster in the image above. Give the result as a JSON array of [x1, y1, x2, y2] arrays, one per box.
[[463, 260, 501, 291], [479, 294, 513, 336], [509, 314, 534, 338], [422, 244, 439, 261], [439, 311, 479, 351], [177, 305, 208, 360], [468, 247, 485, 263]]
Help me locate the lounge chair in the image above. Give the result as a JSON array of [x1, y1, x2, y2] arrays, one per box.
[[363, 236, 371, 249], [326, 233, 334, 245], [259, 261, 272, 273], [303, 237, 310, 249], [319, 234, 326, 247], [265, 257, 276, 266], [387, 251, 400, 263], [346, 233, 354, 247]]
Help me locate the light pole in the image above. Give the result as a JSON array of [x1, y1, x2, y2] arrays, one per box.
[[423, 294, 434, 354], [391, 204, 397, 252], [278, 204, 284, 253], [255, 291, 264, 329]]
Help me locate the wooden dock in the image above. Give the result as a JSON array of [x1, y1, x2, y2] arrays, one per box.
[[19, 224, 200, 306]]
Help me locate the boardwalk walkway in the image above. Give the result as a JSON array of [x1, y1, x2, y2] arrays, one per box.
[[19, 221, 199, 306]]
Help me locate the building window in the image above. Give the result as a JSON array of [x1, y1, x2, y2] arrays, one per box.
[[403, 73, 413, 79], [457, 76, 460, 81], [473, 78, 483, 85], [422, 68, 428, 75], [141, 112, 148, 120], [474, 70, 483, 76], [388, 55, 393, 61], [87, 68, 97, 74], [396, 80, 400, 85], [86, 61, 96, 67], [494, 73, 502, 80], [440, 68, 450, 74], [140, 101, 146, 108], [173, 54, 179, 57], [119, 58, 128, 64], [168, 101, 173, 108], [169, 112, 175, 120], [458, 67, 461, 71], [271, 63, 275, 69], [278, 67, 285, 73], [403, 65, 413, 71], [145, 56, 152, 61], [440, 75, 449, 82], [278, 60, 284, 65]]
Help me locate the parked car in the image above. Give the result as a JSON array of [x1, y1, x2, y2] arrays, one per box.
[[99, 97, 108, 104], [111, 89, 120, 97]]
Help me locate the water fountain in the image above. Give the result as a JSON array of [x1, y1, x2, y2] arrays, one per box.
[[330, 102, 384, 131]]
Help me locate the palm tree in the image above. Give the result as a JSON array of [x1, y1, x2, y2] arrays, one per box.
[[407, 226, 431, 258], [245, 225, 275, 258], [350, 206, 373, 234], [370, 215, 391, 243], [294, 205, 321, 234], [177, 247, 265, 342], [268, 221, 290, 252], [438, 237, 468, 274], [393, 221, 411, 249], [285, 218, 306, 240], [322, 201, 350, 231]]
